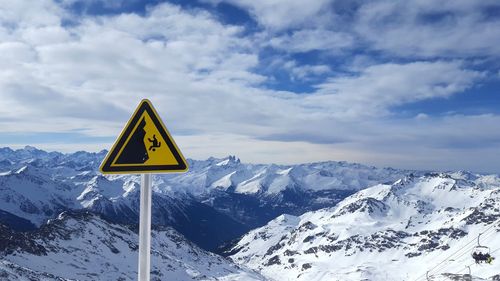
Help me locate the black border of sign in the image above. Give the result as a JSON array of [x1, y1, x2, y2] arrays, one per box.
[[100, 99, 188, 174]]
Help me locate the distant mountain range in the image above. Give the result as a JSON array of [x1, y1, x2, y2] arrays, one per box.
[[0, 146, 498, 280], [0, 146, 409, 251]]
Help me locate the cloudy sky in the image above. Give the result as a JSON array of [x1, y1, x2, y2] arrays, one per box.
[[0, 0, 499, 173]]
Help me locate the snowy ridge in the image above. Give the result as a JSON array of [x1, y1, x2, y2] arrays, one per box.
[[0, 211, 264, 281], [0, 146, 410, 249], [228, 173, 500, 281], [0, 146, 408, 197]]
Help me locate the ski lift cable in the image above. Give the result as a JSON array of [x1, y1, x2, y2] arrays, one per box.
[[427, 221, 497, 275], [413, 239, 477, 281], [455, 261, 475, 274], [423, 247, 475, 280], [423, 227, 498, 279], [454, 246, 500, 275], [418, 231, 484, 278], [426, 222, 499, 280], [431, 231, 500, 276], [414, 235, 481, 281], [429, 245, 474, 275], [431, 228, 498, 276], [413, 219, 499, 281], [440, 244, 500, 273], [460, 245, 500, 275], [490, 246, 500, 255]]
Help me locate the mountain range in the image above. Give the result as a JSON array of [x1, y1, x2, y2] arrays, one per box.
[[0, 146, 498, 280], [0, 146, 408, 251]]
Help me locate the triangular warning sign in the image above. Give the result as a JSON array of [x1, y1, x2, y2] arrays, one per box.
[[100, 99, 188, 174]]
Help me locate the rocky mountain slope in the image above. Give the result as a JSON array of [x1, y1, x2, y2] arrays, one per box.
[[227, 172, 500, 281], [0, 211, 265, 281], [0, 146, 409, 250]]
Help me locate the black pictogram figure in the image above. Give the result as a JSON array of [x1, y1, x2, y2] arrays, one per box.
[[148, 135, 161, 152], [115, 118, 149, 164]]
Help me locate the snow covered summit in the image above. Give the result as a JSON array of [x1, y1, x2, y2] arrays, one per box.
[[228, 173, 500, 281]]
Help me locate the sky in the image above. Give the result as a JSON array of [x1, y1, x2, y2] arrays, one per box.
[[0, 0, 499, 173]]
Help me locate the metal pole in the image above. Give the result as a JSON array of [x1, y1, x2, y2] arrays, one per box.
[[466, 265, 471, 281], [138, 174, 152, 281]]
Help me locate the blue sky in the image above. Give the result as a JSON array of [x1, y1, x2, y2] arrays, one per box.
[[0, 0, 499, 173]]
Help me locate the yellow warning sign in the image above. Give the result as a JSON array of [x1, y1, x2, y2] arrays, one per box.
[[100, 99, 188, 174]]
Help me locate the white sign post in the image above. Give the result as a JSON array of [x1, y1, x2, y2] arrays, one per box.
[[138, 174, 152, 281]]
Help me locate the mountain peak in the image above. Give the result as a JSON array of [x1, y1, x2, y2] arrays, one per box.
[[215, 155, 241, 166], [23, 145, 39, 151]]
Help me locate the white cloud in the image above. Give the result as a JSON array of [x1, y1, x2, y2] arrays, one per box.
[[0, 0, 499, 172], [309, 61, 483, 118], [255, 113, 500, 172], [0, 0, 64, 28], [21, 25, 71, 46], [60, 0, 125, 10], [269, 29, 353, 53], [0, 2, 270, 137], [208, 0, 333, 31], [415, 113, 429, 120], [281, 60, 331, 80], [0, 42, 37, 64], [214, 0, 500, 58], [353, 0, 500, 58]]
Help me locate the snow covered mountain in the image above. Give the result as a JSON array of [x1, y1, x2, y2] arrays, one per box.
[[0, 210, 265, 281], [0, 146, 409, 250], [0, 155, 246, 251], [1, 146, 499, 280], [227, 172, 500, 281]]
